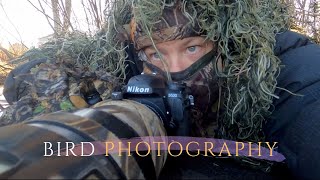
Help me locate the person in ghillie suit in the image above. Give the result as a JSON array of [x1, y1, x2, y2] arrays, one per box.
[[1, 0, 320, 179]]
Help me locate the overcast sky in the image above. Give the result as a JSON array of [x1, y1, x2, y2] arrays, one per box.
[[0, 0, 53, 48], [0, 0, 105, 48]]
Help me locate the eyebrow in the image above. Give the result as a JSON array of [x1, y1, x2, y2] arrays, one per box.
[[184, 37, 208, 46], [144, 37, 206, 52], [182, 38, 197, 45], [144, 46, 157, 54]]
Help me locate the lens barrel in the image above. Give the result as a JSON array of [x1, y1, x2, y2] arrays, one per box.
[[0, 100, 167, 179]]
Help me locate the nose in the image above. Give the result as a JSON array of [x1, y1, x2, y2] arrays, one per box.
[[167, 54, 185, 72]]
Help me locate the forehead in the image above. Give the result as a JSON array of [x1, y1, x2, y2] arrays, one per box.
[[143, 36, 209, 50]]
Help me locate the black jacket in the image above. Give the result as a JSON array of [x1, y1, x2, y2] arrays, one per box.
[[160, 31, 320, 179], [264, 30, 320, 179]]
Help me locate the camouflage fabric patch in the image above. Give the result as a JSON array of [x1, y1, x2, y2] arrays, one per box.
[[0, 97, 33, 126]]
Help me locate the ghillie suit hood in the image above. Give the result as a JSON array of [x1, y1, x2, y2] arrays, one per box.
[[105, 0, 290, 142]]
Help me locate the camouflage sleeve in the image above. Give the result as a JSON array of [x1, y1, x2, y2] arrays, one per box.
[[0, 61, 120, 127]]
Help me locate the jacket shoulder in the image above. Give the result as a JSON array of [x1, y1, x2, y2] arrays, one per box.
[[274, 30, 320, 101], [266, 31, 320, 138]]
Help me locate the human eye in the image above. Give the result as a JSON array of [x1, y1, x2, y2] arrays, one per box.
[[186, 45, 200, 54], [150, 52, 161, 61]]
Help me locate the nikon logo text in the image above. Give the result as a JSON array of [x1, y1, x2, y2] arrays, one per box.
[[127, 86, 150, 93]]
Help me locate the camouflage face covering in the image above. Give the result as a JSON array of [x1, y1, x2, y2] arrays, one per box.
[[141, 49, 220, 137]]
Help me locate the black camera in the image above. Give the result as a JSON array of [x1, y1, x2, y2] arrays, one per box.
[[111, 73, 194, 136]]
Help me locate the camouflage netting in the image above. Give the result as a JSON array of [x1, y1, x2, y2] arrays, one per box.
[[11, 31, 127, 80]]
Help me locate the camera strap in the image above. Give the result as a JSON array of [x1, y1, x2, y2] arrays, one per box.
[[124, 43, 143, 82]]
